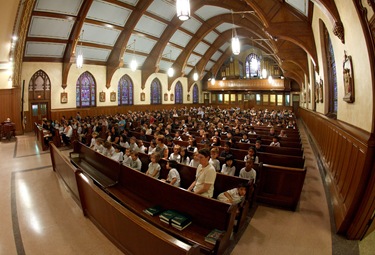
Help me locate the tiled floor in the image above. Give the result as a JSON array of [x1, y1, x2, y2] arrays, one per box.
[[0, 128, 372, 255]]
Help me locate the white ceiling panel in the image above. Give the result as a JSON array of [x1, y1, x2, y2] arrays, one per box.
[[170, 30, 192, 47], [82, 23, 121, 46], [195, 6, 230, 21], [135, 15, 167, 38], [147, 0, 176, 21], [180, 17, 201, 34], [87, 0, 131, 26], [34, 0, 83, 15], [122, 53, 147, 67], [215, 22, 233, 33], [129, 34, 157, 54], [25, 42, 66, 58], [211, 51, 222, 61], [220, 42, 230, 52], [184, 66, 193, 75], [204, 31, 219, 44], [286, 0, 308, 16], [205, 60, 215, 71], [77, 45, 111, 61], [162, 46, 182, 61], [28, 17, 74, 39], [117, 0, 139, 6], [187, 54, 201, 65], [159, 59, 173, 71], [193, 42, 210, 55]]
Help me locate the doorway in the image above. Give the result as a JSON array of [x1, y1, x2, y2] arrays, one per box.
[[31, 102, 48, 125]]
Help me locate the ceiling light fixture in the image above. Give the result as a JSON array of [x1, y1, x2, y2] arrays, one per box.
[[176, 0, 190, 21], [167, 50, 174, 77], [128, 39, 138, 71], [76, 30, 84, 69], [231, 10, 240, 55]]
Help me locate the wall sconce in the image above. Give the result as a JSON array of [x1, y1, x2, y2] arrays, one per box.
[[76, 30, 84, 69], [176, 0, 190, 21]]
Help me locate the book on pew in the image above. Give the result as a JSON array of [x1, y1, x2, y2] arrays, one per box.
[[143, 205, 164, 216], [204, 229, 225, 245], [171, 213, 192, 231], [159, 210, 178, 224]]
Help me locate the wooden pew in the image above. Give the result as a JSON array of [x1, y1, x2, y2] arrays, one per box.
[[106, 165, 237, 255], [256, 164, 307, 211], [235, 142, 304, 157], [70, 141, 121, 188], [50, 143, 81, 205], [76, 172, 201, 255], [34, 122, 49, 151]]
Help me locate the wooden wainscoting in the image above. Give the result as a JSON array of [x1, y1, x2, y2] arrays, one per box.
[[299, 108, 375, 239], [0, 88, 22, 134]]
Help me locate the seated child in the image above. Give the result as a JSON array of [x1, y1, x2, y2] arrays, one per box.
[[122, 148, 132, 166], [239, 133, 250, 143], [161, 160, 181, 187], [110, 144, 124, 163], [209, 147, 221, 172], [189, 151, 200, 168], [244, 146, 259, 164], [239, 159, 256, 182], [138, 139, 147, 153], [148, 139, 157, 155], [93, 138, 104, 154], [89, 132, 99, 148], [221, 154, 236, 176], [270, 136, 281, 147], [103, 141, 115, 158], [180, 147, 190, 165], [146, 152, 161, 179], [169, 144, 181, 163], [128, 151, 142, 171], [217, 183, 247, 204]]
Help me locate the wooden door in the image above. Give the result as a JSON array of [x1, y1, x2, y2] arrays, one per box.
[[31, 102, 48, 125]]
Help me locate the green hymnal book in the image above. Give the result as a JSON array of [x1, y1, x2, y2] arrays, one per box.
[[171, 213, 191, 226], [159, 210, 178, 224], [204, 229, 225, 245], [143, 205, 163, 216], [172, 221, 192, 231]]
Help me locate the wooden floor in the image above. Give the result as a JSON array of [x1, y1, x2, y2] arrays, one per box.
[[0, 125, 372, 255]]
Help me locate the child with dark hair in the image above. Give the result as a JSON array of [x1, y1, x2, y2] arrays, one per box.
[[180, 147, 190, 165], [217, 183, 247, 204], [239, 159, 256, 182], [161, 160, 181, 187], [220, 142, 232, 158], [221, 154, 236, 176], [244, 146, 259, 163], [129, 151, 142, 171], [270, 136, 280, 147]]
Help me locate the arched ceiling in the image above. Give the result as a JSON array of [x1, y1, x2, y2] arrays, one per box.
[[22, 0, 344, 89]]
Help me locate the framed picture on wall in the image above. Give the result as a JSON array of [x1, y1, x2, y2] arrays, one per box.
[[319, 79, 324, 103], [343, 52, 354, 103], [187, 94, 190, 101], [61, 92, 68, 104], [99, 92, 106, 102], [140, 92, 145, 101], [170, 93, 174, 101], [164, 93, 168, 102], [110, 92, 116, 102]]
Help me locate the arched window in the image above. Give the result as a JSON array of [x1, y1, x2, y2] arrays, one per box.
[[193, 84, 199, 104], [150, 78, 162, 104], [245, 53, 260, 78], [118, 75, 134, 105], [175, 81, 183, 104], [321, 20, 338, 116], [76, 71, 96, 107], [28, 69, 51, 100]]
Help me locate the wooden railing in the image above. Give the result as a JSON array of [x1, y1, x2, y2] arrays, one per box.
[[299, 108, 375, 239]]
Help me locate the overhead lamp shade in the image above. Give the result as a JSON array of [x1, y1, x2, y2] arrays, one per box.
[[130, 58, 138, 71], [231, 35, 240, 55], [211, 77, 216, 85], [168, 67, 174, 77], [76, 53, 83, 68], [193, 71, 198, 81], [176, 0, 190, 21], [262, 68, 267, 79]]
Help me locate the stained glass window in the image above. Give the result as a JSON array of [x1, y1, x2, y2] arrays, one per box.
[[150, 78, 162, 104], [118, 75, 134, 105], [175, 81, 183, 104], [193, 84, 199, 104], [76, 71, 96, 108], [327, 34, 337, 114], [245, 53, 260, 78], [28, 70, 51, 101]]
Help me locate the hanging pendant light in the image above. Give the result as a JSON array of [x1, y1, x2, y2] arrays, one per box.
[[130, 39, 138, 71], [176, 0, 190, 21], [167, 50, 174, 77], [76, 30, 84, 68], [231, 11, 240, 55]]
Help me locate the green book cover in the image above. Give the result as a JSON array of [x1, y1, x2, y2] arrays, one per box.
[[171, 221, 192, 231], [159, 210, 178, 223], [205, 229, 225, 245], [143, 205, 163, 216], [171, 213, 191, 226]]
